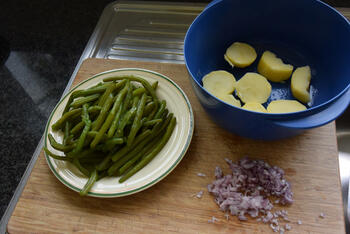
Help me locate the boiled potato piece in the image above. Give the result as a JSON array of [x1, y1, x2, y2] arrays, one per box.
[[242, 102, 267, 113], [257, 51, 294, 82], [267, 100, 307, 113], [291, 66, 311, 103], [217, 94, 241, 107], [202, 70, 236, 95], [224, 42, 257, 68], [235, 72, 271, 104]]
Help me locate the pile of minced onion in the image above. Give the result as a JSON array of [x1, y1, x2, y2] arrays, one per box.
[[207, 157, 294, 233]]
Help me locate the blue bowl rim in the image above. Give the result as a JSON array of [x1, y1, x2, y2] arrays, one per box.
[[184, 0, 350, 117]]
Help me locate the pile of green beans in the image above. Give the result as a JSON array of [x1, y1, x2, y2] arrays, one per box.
[[45, 75, 176, 196]]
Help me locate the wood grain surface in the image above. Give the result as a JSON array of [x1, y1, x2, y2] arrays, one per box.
[[7, 58, 345, 233]]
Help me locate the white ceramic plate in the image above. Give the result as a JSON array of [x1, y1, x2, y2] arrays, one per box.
[[44, 68, 194, 197]]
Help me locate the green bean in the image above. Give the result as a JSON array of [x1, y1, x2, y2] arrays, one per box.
[[63, 121, 71, 145], [97, 83, 115, 107], [143, 119, 162, 127], [91, 93, 114, 131], [119, 117, 176, 183], [103, 75, 158, 111], [119, 133, 161, 175], [145, 100, 158, 123], [127, 93, 147, 146], [67, 148, 95, 159], [132, 87, 144, 96], [104, 137, 124, 150], [86, 131, 108, 142], [108, 132, 156, 175], [96, 154, 113, 171], [140, 117, 147, 127], [143, 102, 155, 117], [131, 81, 158, 96], [152, 81, 158, 90], [80, 169, 98, 196], [52, 108, 81, 131], [107, 101, 124, 138], [48, 134, 75, 152], [65, 134, 75, 145], [108, 116, 170, 175], [115, 79, 127, 91], [72, 86, 105, 99], [111, 129, 151, 162], [108, 82, 133, 137], [70, 94, 100, 109], [88, 106, 102, 113], [43, 147, 72, 161], [90, 81, 128, 148], [71, 82, 113, 99], [70, 121, 85, 135], [154, 100, 166, 119], [53, 106, 101, 132], [80, 157, 103, 164], [72, 104, 91, 155], [73, 158, 90, 177], [115, 101, 137, 138], [152, 113, 173, 136], [63, 95, 75, 114], [161, 109, 169, 119]]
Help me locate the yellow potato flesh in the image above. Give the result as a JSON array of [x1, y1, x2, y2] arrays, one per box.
[[235, 72, 272, 104], [242, 102, 267, 113], [257, 51, 294, 82], [224, 42, 257, 68], [291, 66, 311, 103], [202, 70, 236, 95], [217, 94, 241, 107], [267, 100, 307, 113]]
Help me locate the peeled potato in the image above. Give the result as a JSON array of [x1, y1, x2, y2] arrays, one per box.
[[257, 51, 294, 82], [235, 72, 272, 104], [267, 100, 307, 113], [291, 66, 311, 104], [224, 42, 257, 68], [202, 70, 236, 96], [217, 94, 241, 107], [242, 102, 267, 113]]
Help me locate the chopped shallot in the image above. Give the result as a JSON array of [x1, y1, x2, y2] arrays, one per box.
[[196, 190, 204, 198], [285, 223, 291, 230], [197, 172, 206, 177], [208, 216, 219, 223], [207, 157, 294, 231]]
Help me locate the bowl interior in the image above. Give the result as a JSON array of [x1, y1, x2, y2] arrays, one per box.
[[185, 0, 350, 110]]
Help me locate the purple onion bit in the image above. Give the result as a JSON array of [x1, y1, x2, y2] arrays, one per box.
[[207, 157, 293, 223]]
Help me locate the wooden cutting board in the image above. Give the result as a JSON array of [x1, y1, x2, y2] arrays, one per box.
[[7, 58, 344, 233]]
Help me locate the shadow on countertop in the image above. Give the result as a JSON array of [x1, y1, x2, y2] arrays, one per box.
[[0, 0, 349, 222]]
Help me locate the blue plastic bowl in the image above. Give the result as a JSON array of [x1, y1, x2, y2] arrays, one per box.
[[184, 0, 350, 140]]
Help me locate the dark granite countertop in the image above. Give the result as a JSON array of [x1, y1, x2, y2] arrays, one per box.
[[0, 0, 349, 222]]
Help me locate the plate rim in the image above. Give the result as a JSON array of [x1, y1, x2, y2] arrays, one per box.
[[44, 67, 194, 197]]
